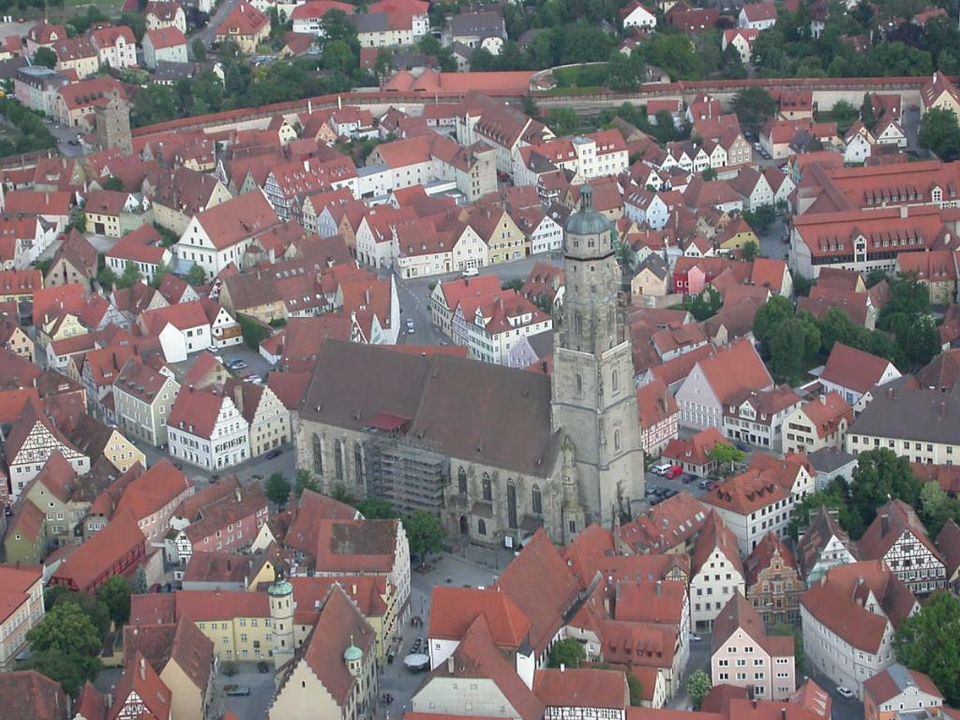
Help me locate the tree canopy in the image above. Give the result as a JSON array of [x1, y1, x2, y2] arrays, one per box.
[[895, 592, 960, 706], [731, 88, 777, 136], [265, 472, 292, 508], [404, 510, 445, 561], [918, 108, 960, 161], [548, 638, 586, 669]]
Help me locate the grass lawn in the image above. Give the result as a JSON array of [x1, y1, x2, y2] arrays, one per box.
[[57, 0, 126, 18]]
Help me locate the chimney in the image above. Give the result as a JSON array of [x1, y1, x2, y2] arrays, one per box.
[[139, 656, 146, 681], [880, 513, 889, 536], [781, 709, 788, 720], [900, 205, 908, 219], [447, 655, 454, 673], [656, 580, 663, 598], [234, 486, 241, 502], [560, 663, 566, 672]]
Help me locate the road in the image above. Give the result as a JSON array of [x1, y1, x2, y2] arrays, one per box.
[[195, 0, 243, 48]]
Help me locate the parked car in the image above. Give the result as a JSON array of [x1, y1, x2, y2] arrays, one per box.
[[836, 687, 855, 699], [651, 462, 672, 476], [406, 319, 415, 334], [681, 474, 695, 484], [461, 267, 479, 277], [666, 466, 683, 480], [224, 685, 251, 697], [227, 359, 247, 370], [663, 489, 679, 498], [734, 441, 751, 452], [698, 479, 712, 489], [265, 448, 282, 460]]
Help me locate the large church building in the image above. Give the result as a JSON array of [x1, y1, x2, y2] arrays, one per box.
[[295, 186, 645, 546]]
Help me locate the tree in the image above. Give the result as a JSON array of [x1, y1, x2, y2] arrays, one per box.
[[686, 670, 712, 710], [684, 286, 722, 321], [549, 108, 579, 136], [28, 602, 102, 657], [849, 448, 921, 534], [702, 166, 718, 181], [547, 638, 586, 669], [131, 567, 148, 595], [895, 592, 960, 706], [191, 37, 207, 62], [68, 212, 87, 234], [607, 49, 645, 92], [642, 33, 703, 80], [770, 318, 807, 382], [186, 264, 206, 286], [830, 99, 859, 133], [626, 672, 643, 706], [731, 87, 777, 136], [265, 472, 292, 508], [355, 496, 397, 519], [131, 84, 177, 128], [33, 47, 57, 68], [101, 176, 123, 192], [97, 266, 117, 291], [330, 483, 356, 505], [742, 204, 777, 234], [860, 93, 877, 130], [753, 295, 795, 347], [115, 261, 142, 290], [28, 650, 101, 697], [787, 478, 853, 540], [742, 240, 758, 261], [918, 107, 960, 161], [323, 39, 356, 75], [918, 481, 957, 537], [294, 468, 320, 498], [96, 576, 131, 627], [404, 510, 445, 561], [709, 443, 746, 473]]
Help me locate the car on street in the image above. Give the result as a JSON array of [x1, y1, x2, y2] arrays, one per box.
[[227, 359, 247, 370], [681, 474, 695, 484], [645, 487, 656, 496], [461, 267, 479, 277], [224, 685, 251, 697], [663, 489, 679, 499], [651, 462, 672, 476], [265, 448, 282, 460], [666, 466, 683, 480], [836, 687, 855, 699], [406, 319, 415, 334], [734, 441, 751, 452]]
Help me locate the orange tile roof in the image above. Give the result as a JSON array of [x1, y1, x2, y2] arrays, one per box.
[[429, 586, 530, 649], [692, 510, 743, 575], [533, 668, 628, 710], [114, 459, 192, 523], [619, 492, 709, 554], [52, 510, 145, 592], [693, 338, 773, 404], [822, 342, 897, 395], [858, 498, 941, 566]]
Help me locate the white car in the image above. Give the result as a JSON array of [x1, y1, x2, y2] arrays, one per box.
[[461, 267, 479, 277], [689, 633, 702, 642], [836, 687, 855, 699]]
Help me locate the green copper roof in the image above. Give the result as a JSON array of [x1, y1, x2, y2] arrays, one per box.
[[565, 184, 612, 235], [267, 579, 293, 597], [343, 644, 363, 662]]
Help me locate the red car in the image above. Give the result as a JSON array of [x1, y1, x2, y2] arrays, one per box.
[[666, 466, 683, 480]]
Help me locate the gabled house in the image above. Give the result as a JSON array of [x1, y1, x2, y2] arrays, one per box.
[[864, 664, 944, 720], [782, 392, 853, 456], [690, 511, 745, 631], [796, 506, 858, 586], [820, 342, 901, 410], [113, 357, 181, 447], [167, 387, 250, 471], [858, 499, 946, 595], [744, 531, 803, 626]]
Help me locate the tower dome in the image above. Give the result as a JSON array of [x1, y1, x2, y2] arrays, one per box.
[[564, 184, 613, 236], [267, 578, 293, 597], [343, 644, 363, 662]]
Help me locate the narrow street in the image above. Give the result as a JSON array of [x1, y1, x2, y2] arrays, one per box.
[[194, 0, 243, 48]]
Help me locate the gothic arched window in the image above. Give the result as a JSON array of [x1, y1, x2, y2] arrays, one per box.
[[614, 429, 622, 451], [482, 473, 492, 502], [354, 444, 364, 485], [612, 369, 619, 392], [334, 439, 344, 481], [532, 485, 542, 515], [312, 434, 323, 475], [576, 373, 583, 396], [507, 481, 518, 529], [478, 518, 487, 536], [575, 310, 583, 337], [458, 466, 467, 494]]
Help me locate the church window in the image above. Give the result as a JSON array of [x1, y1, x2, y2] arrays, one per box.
[[478, 518, 487, 535], [532, 485, 542, 515], [482, 473, 492, 502], [612, 369, 619, 392], [574, 311, 583, 337], [458, 466, 467, 494], [615, 429, 622, 451], [312, 434, 323, 474], [576, 374, 583, 396], [354, 444, 364, 484], [507, 482, 518, 529], [334, 439, 344, 481]]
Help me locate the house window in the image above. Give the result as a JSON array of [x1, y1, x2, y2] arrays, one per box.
[[458, 466, 467, 494], [312, 434, 323, 474], [532, 485, 542, 515], [482, 473, 492, 502], [334, 439, 344, 481], [477, 518, 487, 535]]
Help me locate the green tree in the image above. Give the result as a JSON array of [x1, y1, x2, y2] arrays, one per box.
[[770, 317, 807, 382], [68, 212, 87, 234], [742, 240, 758, 261], [28, 650, 101, 697], [330, 483, 357, 505], [115, 261, 142, 290], [404, 510, 445, 562], [149, 261, 169, 290], [191, 37, 207, 62], [742, 205, 777, 234], [642, 33, 703, 80], [709, 443, 746, 473], [186, 264, 206, 286], [786, 478, 854, 540], [323, 39, 356, 74], [131, 567, 148, 595], [131, 84, 177, 128], [626, 672, 644, 706], [547, 638, 586, 669], [830, 100, 859, 133], [33, 47, 57, 68], [97, 266, 117, 291], [895, 592, 960, 706], [849, 448, 921, 534], [607, 49, 645, 92], [683, 286, 722, 321], [101, 176, 124, 192], [549, 107, 580, 135], [860, 93, 877, 130], [918, 107, 960, 161], [753, 295, 795, 348], [28, 602, 102, 656], [294, 468, 320, 498], [356, 497, 397, 519], [731, 87, 778, 136], [918, 481, 956, 537], [686, 670, 712, 710], [265, 472, 292, 508], [96, 576, 131, 627]]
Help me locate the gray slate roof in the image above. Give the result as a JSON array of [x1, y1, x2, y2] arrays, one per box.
[[848, 386, 960, 445]]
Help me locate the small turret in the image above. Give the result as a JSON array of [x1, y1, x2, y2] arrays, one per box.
[[268, 576, 295, 661], [344, 636, 363, 677]]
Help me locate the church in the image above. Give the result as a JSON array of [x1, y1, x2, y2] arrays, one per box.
[[295, 186, 646, 546]]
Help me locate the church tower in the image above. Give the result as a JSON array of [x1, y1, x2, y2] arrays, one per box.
[[551, 184, 645, 529]]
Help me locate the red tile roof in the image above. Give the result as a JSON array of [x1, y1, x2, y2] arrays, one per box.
[[858, 498, 941, 566], [110, 652, 172, 720], [863, 664, 943, 706], [703, 466, 790, 516], [533, 668, 628, 710], [663, 427, 728, 468], [428, 587, 530, 649], [167, 387, 234, 440], [693, 338, 773, 403], [712, 591, 793, 657], [145, 26, 186, 49], [692, 510, 743, 576], [190, 191, 278, 251], [0, 671, 70, 720], [619, 492, 709, 554], [822, 342, 897, 395], [216, 0, 269, 38], [52, 510, 145, 592]]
